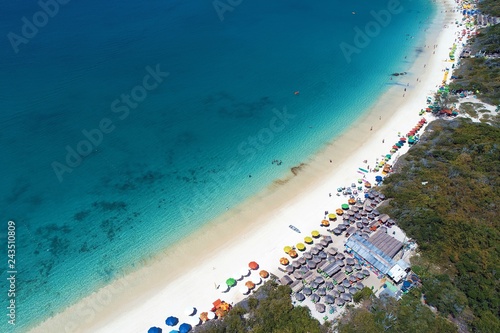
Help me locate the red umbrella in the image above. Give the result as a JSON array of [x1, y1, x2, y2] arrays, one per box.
[[392, 145, 399, 149], [399, 137, 406, 141], [248, 261, 259, 270]]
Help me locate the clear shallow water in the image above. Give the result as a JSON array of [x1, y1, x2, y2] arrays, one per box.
[[0, 0, 435, 330]]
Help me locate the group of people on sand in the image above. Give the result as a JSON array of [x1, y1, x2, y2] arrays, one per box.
[[272, 159, 282, 166]]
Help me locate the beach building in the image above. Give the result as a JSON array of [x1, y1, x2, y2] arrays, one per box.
[[345, 231, 405, 280]]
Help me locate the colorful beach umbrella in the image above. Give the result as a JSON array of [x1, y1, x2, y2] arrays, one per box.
[[149, 327, 162, 333], [245, 281, 256, 290], [288, 249, 298, 258], [341, 204, 349, 210], [248, 261, 259, 270], [259, 270, 269, 278], [336, 208, 344, 215], [304, 236, 313, 244], [327, 213, 337, 220], [283, 246, 292, 253], [226, 278, 236, 287], [296, 243, 306, 251], [166, 316, 179, 326], [179, 323, 192, 333], [280, 257, 289, 265], [311, 230, 320, 238], [321, 219, 330, 227]]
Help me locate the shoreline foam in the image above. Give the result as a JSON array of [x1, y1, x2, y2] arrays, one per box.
[[29, 1, 463, 332]]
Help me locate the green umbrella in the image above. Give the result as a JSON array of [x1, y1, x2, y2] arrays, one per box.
[[341, 204, 349, 210], [385, 154, 392, 159], [226, 278, 236, 287], [395, 143, 402, 148]]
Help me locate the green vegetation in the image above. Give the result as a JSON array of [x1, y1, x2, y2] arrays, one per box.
[[379, 119, 500, 332], [479, 0, 500, 17], [194, 281, 330, 333], [337, 289, 457, 333], [448, 0, 500, 104]]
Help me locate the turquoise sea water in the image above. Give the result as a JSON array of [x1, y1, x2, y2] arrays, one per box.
[[0, 0, 435, 331]]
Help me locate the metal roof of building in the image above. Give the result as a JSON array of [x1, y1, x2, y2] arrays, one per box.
[[345, 232, 401, 274]]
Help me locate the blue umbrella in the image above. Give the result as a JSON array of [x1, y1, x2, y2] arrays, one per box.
[[179, 323, 192, 333], [148, 327, 162, 333], [169, 330, 179, 333], [165, 316, 179, 326]]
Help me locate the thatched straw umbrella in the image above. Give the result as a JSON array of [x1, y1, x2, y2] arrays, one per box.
[[315, 303, 326, 313], [317, 287, 327, 296], [295, 293, 305, 301], [324, 295, 335, 304], [303, 287, 312, 295]]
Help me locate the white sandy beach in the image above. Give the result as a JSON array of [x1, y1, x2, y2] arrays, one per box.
[[30, 1, 466, 332]]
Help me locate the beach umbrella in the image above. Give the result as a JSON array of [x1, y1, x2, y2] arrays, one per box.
[[207, 311, 216, 320], [296, 243, 306, 251], [311, 293, 321, 303], [280, 257, 289, 265], [325, 281, 334, 290], [319, 239, 329, 247], [315, 303, 326, 313], [149, 327, 162, 333], [345, 265, 353, 273], [283, 246, 292, 254], [349, 287, 358, 295], [317, 287, 327, 296], [303, 287, 312, 295], [338, 224, 347, 231], [341, 293, 352, 302], [342, 279, 351, 287], [333, 228, 341, 235], [336, 298, 345, 306], [355, 272, 365, 280], [311, 230, 320, 238], [184, 306, 196, 316], [331, 290, 340, 298], [349, 275, 358, 283], [310, 281, 319, 289], [298, 257, 306, 265], [337, 285, 345, 293], [336, 208, 344, 215], [240, 267, 250, 277], [323, 235, 333, 243], [286, 265, 295, 273], [311, 246, 320, 255], [324, 295, 335, 304], [259, 270, 269, 278], [312, 256, 322, 264], [226, 278, 236, 287], [292, 260, 301, 268], [304, 236, 313, 244], [307, 260, 316, 269], [245, 281, 256, 290], [169, 330, 179, 333], [248, 261, 259, 270], [326, 247, 338, 256], [321, 219, 330, 227], [288, 249, 298, 258], [166, 316, 179, 326], [318, 251, 327, 259], [335, 259, 345, 267], [293, 271, 303, 280], [179, 323, 192, 333], [341, 204, 349, 210], [354, 263, 362, 271], [362, 269, 370, 277], [303, 252, 313, 259], [240, 286, 249, 294], [355, 282, 364, 290], [295, 293, 305, 301], [346, 257, 355, 266], [199, 312, 209, 323], [314, 276, 325, 284], [336, 253, 345, 260]]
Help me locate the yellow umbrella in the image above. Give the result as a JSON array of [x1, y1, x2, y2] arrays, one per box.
[[304, 236, 313, 244], [311, 230, 320, 238], [328, 213, 337, 221], [283, 246, 292, 253], [296, 243, 306, 251]]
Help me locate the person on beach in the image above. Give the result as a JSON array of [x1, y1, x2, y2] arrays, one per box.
[[370, 126, 373, 131]]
